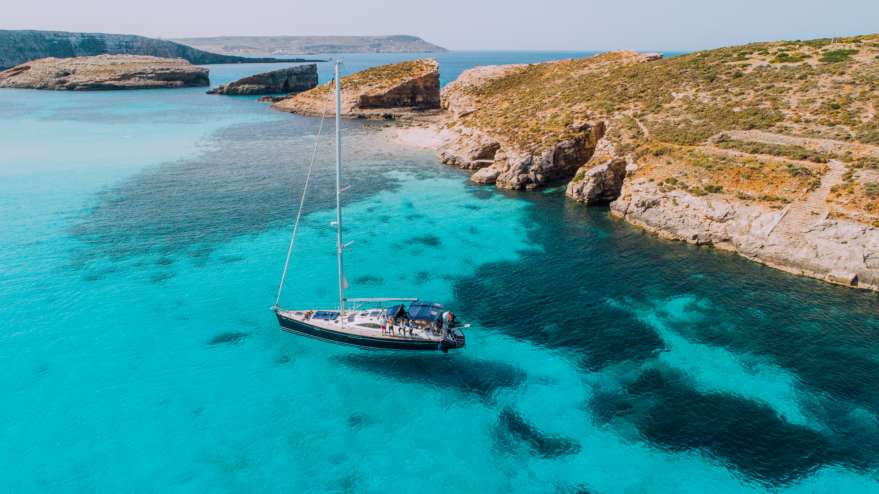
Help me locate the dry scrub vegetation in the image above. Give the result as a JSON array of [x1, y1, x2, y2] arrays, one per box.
[[453, 34, 879, 216], [308, 59, 437, 97]]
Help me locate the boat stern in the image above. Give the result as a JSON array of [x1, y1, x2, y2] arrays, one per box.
[[442, 328, 466, 352]]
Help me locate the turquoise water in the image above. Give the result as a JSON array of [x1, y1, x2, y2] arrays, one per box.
[[1, 54, 878, 493]]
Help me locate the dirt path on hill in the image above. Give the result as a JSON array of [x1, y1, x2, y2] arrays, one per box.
[[769, 159, 847, 236]]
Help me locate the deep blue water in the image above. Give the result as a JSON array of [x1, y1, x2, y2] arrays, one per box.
[[1, 52, 878, 493]]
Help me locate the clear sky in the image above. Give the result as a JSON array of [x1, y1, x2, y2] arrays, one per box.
[[2, 0, 877, 51]]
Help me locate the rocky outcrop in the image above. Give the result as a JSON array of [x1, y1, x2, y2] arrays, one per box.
[[566, 129, 629, 204], [437, 53, 655, 190], [495, 122, 604, 189], [439, 120, 606, 190], [437, 129, 501, 170], [610, 179, 879, 290], [273, 59, 440, 119], [0, 55, 209, 90], [566, 158, 628, 205], [0, 29, 308, 70], [207, 64, 317, 95]]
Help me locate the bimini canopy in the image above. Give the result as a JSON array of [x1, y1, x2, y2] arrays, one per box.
[[385, 304, 407, 318], [408, 301, 444, 322]]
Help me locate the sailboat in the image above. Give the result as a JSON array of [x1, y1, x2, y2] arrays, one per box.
[[272, 61, 466, 353]]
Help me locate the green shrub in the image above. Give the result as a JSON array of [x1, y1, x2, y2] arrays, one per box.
[[819, 49, 858, 63], [772, 52, 808, 63], [803, 38, 833, 48], [785, 164, 814, 177], [865, 183, 879, 198]]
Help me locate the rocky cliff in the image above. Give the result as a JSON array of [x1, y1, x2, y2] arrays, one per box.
[[207, 64, 318, 95], [426, 35, 879, 290], [0, 55, 209, 90], [0, 29, 309, 70], [273, 59, 440, 118], [438, 52, 657, 190]]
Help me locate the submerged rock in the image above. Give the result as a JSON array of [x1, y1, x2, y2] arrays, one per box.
[[0, 55, 209, 90], [207, 64, 317, 95], [207, 332, 248, 345], [273, 59, 440, 119], [497, 407, 581, 458]]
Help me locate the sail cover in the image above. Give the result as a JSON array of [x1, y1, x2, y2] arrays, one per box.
[[385, 304, 407, 318], [407, 301, 444, 321]]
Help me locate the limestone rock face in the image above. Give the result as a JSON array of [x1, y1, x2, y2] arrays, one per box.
[[610, 179, 879, 290], [446, 121, 605, 190], [0, 55, 209, 90], [566, 158, 628, 205], [495, 124, 604, 190], [273, 59, 440, 119], [207, 64, 317, 95], [437, 129, 500, 170]]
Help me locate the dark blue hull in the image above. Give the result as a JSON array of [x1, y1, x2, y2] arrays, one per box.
[[276, 312, 465, 352]]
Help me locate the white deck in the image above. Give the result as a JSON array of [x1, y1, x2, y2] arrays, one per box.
[[277, 309, 446, 342]]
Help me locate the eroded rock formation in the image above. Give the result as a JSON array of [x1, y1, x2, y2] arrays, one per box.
[[440, 121, 606, 189], [273, 59, 440, 118], [207, 64, 317, 95], [0, 55, 209, 90]]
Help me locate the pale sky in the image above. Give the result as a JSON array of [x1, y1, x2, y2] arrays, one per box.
[[2, 0, 877, 51]]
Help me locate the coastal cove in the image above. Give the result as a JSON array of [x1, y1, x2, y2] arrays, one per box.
[[2, 52, 879, 493]]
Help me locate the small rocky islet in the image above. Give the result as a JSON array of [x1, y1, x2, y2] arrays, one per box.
[[0, 54, 210, 90], [274, 36, 879, 291], [272, 58, 441, 118], [207, 64, 318, 95]]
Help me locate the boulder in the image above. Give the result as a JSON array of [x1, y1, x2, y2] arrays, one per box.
[[0, 55, 209, 90], [437, 129, 500, 169], [207, 64, 317, 95], [471, 166, 501, 184]]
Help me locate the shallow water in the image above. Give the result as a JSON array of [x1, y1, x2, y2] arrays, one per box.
[[1, 53, 878, 493]]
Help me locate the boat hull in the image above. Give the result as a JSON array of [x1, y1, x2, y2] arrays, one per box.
[[276, 312, 464, 352]]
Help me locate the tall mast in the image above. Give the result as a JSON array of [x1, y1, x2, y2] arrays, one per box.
[[334, 60, 346, 319]]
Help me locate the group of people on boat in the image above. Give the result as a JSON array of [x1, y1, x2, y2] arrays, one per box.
[[382, 302, 456, 339]]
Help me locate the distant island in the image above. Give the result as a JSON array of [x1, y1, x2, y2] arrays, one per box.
[[0, 30, 319, 70], [171, 35, 447, 56]]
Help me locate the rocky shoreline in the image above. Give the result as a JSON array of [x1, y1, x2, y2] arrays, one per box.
[[275, 37, 879, 292]]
